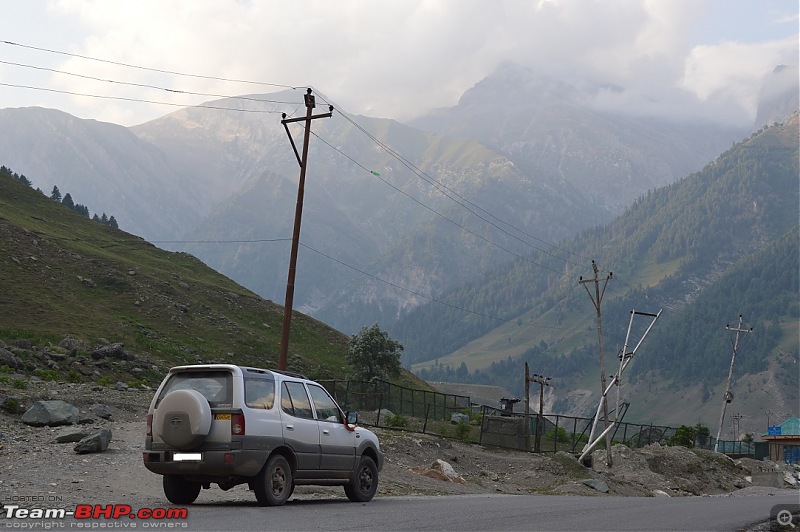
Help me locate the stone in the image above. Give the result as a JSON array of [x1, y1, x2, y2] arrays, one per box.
[[410, 459, 467, 484], [90, 404, 113, 420], [54, 428, 90, 443], [73, 429, 112, 454], [21, 400, 79, 427], [451, 412, 470, 425], [652, 489, 671, 497], [582, 478, 610, 493]]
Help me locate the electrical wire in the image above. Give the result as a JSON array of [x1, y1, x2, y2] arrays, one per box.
[[0, 82, 289, 114], [1, 39, 297, 89], [0, 59, 301, 106]]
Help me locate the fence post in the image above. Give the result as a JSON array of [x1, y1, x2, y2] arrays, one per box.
[[376, 393, 384, 426], [423, 403, 431, 434]]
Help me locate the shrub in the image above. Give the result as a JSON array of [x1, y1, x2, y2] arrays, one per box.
[[385, 414, 408, 428], [34, 369, 60, 381], [455, 422, 471, 440], [12, 378, 27, 389]]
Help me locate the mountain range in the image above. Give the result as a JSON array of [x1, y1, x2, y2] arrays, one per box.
[[0, 62, 797, 434]]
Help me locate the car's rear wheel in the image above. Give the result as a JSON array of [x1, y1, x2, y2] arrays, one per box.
[[163, 475, 201, 504], [253, 455, 292, 506], [344, 456, 378, 502]]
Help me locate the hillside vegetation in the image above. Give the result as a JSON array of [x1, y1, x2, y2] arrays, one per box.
[[400, 114, 799, 419], [0, 167, 424, 387]]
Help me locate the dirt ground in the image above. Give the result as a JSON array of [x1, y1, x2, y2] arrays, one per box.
[[1, 380, 796, 510]]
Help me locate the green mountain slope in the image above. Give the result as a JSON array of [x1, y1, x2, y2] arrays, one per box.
[[400, 114, 799, 393], [0, 166, 353, 383]]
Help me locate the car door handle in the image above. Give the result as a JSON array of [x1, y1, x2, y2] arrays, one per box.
[[322, 429, 330, 435], [286, 425, 294, 431]]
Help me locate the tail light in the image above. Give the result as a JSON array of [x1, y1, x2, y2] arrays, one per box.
[[231, 413, 245, 436], [146, 414, 153, 437]]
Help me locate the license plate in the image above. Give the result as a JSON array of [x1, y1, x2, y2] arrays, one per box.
[[215, 413, 232, 420], [172, 453, 202, 462]]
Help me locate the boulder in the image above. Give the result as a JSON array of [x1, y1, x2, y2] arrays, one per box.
[[582, 478, 610, 493], [21, 400, 79, 427], [90, 404, 113, 420], [410, 459, 467, 484], [451, 413, 470, 425], [54, 428, 90, 443], [73, 429, 112, 454]]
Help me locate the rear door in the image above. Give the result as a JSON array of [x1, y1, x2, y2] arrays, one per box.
[[279, 381, 320, 471], [307, 383, 356, 471]]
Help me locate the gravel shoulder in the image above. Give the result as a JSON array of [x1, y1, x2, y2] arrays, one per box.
[[1, 380, 797, 509]]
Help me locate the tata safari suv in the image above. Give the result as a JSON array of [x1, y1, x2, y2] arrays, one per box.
[[143, 364, 384, 506]]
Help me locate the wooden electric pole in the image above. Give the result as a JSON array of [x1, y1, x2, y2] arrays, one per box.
[[714, 315, 753, 453], [278, 88, 333, 370], [579, 260, 613, 465]]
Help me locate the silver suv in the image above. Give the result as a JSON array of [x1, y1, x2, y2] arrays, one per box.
[[143, 364, 384, 506]]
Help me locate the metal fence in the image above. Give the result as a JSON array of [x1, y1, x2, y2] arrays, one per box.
[[318, 379, 471, 427], [319, 379, 755, 457]]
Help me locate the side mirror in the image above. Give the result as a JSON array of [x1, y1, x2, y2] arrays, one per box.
[[345, 411, 359, 425]]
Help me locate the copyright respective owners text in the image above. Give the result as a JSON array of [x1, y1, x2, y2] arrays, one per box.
[[773, 504, 800, 529], [2, 494, 190, 529]]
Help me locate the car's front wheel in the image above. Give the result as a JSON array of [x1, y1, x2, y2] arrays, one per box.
[[253, 455, 292, 506], [344, 456, 378, 502], [163, 475, 201, 504]]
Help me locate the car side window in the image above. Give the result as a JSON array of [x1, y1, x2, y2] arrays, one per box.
[[281, 381, 313, 419], [245, 378, 275, 409], [307, 384, 341, 423]]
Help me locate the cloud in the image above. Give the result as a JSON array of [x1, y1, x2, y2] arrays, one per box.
[[26, 0, 796, 126]]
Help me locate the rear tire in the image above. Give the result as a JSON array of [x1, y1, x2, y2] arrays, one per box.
[[253, 455, 292, 506], [163, 475, 201, 505], [344, 456, 378, 502]]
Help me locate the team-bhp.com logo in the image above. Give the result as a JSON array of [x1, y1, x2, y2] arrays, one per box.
[[3, 504, 188, 523]]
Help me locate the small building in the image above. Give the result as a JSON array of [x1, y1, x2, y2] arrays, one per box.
[[762, 417, 800, 464]]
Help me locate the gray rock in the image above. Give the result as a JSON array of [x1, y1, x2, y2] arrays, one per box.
[[582, 478, 610, 493], [652, 489, 671, 497], [90, 404, 113, 419], [73, 429, 112, 454], [21, 400, 79, 426], [451, 413, 470, 425], [0, 397, 25, 415], [54, 428, 90, 443]]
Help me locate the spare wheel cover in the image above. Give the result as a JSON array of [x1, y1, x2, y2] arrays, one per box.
[[156, 389, 212, 450]]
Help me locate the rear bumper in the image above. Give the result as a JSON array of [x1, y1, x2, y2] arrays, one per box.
[[143, 449, 266, 478]]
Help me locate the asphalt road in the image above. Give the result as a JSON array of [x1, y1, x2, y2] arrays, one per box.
[[174, 493, 799, 531], [5, 493, 798, 531]]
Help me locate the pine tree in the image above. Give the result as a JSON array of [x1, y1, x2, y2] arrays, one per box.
[[62, 193, 75, 210], [50, 185, 62, 201]]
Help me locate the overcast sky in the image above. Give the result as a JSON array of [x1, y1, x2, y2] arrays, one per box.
[[0, 0, 797, 127]]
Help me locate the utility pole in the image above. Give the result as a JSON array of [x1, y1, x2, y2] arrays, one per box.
[[714, 315, 753, 453], [278, 88, 333, 370], [531, 372, 551, 453], [733, 413, 743, 440], [579, 260, 613, 465]]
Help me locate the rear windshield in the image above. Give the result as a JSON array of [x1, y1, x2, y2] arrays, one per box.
[[157, 370, 233, 408]]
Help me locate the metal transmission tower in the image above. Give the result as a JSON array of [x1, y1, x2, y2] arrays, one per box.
[[579, 260, 613, 465], [579, 309, 661, 464], [278, 88, 333, 370], [714, 315, 753, 453]]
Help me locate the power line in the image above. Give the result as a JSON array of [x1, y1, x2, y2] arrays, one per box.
[[310, 129, 565, 276], [0, 82, 288, 114], [1, 39, 297, 89], [327, 106, 591, 267], [0, 59, 301, 105]]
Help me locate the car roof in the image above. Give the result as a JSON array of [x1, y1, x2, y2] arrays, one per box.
[[168, 364, 310, 382]]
